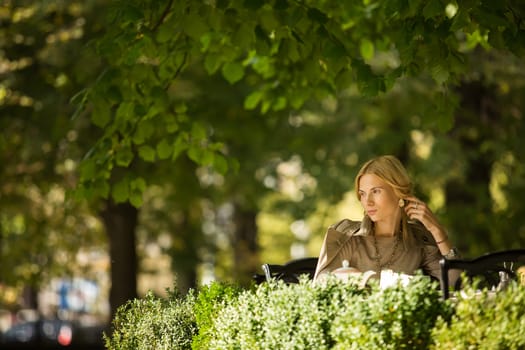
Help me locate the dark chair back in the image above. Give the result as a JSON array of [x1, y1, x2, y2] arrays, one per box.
[[258, 257, 319, 284], [440, 249, 525, 299]]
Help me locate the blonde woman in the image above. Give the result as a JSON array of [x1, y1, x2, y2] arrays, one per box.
[[314, 155, 459, 283]]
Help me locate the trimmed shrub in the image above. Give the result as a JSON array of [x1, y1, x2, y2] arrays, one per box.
[[331, 275, 452, 349], [102, 277, 525, 350], [431, 282, 525, 349], [104, 289, 196, 350], [204, 276, 367, 350], [191, 282, 244, 350]]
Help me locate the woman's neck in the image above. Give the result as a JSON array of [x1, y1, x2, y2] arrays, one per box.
[[374, 209, 402, 236], [373, 221, 400, 237]]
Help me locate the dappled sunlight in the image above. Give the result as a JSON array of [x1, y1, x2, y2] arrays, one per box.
[[336, 190, 363, 221], [276, 155, 317, 202], [411, 130, 434, 160], [490, 153, 513, 212]]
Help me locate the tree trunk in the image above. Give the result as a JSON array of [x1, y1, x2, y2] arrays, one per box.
[[170, 209, 199, 294], [445, 79, 497, 254], [100, 200, 138, 320], [232, 205, 259, 285]]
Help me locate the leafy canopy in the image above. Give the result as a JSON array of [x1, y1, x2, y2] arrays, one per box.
[[78, 0, 525, 205]]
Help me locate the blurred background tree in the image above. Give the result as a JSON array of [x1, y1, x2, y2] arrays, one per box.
[[0, 0, 108, 312], [1, 0, 525, 327]]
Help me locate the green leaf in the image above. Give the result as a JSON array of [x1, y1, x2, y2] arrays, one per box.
[[354, 61, 384, 96], [93, 179, 110, 199], [112, 178, 129, 203], [79, 158, 96, 180], [307, 8, 328, 24], [129, 192, 143, 207], [92, 104, 111, 128], [204, 53, 222, 74], [138, 145, 156, 162], [213, 154, 228, 174], [229, 158, 240, 174], [233, 23, 254, 49], [175, 102, 188, 114], [244, 90, 264, 110], [254, 25, 271, 54], [157, 139, 172, 159], [188, 145, 204, 163], [360, 39, 375, 61], [115, 144, 134, 167], [171, 136, 188, 161], [120, 4, 143, 22], [183, 13, 208, 40], [284, 39, 301, 62], [191, 122, 207, 141], [201, 149, 215, 166], [289, 88, 309, 109], [130, 177, 146, 192], [166, 115, 179, 133], [303, 59, 321, 82], [430, 64, 450, 85], [132, 119, 155, 144], [259, 9, 279, 32], [251, 56, 275, 79], [115, 102, 134, 129], [221, 61, 244, 84], [335, 68, 353, 91], [106, 85, 122, 103], [272, 96, 287, 111], [422, 0, 443, 19], [156, 22, 175, 43], [450, 9, 470, 32], [261, 99, 271, 114]]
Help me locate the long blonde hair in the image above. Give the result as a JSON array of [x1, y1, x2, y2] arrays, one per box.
[[354, 155, 413, 243]]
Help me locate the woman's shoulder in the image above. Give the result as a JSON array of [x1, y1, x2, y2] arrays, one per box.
[[329, 219, 361, 235], [408, 221, 436, 245]]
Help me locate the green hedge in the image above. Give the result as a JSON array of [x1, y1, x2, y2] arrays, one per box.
[[104, 276, 525, 350]]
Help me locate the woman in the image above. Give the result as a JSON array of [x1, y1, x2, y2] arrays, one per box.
[[313, 155, 459, 283]]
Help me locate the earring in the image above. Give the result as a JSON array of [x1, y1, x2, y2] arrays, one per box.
[[398, 198, 405, 207]]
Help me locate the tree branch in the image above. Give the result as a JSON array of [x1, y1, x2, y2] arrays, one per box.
[[152, 0, 174, 32]]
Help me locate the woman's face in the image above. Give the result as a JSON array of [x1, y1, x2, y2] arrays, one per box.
[[358, 173, 400, 224]]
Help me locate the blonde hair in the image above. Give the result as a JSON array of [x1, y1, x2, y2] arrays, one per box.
[[355, 155, 413, 243]]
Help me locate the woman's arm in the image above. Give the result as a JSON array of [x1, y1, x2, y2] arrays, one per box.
[[404, 196, 458, 258]]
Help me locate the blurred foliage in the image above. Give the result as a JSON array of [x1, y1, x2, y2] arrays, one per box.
[[77, 0, 525, 204], [0, 0, 107, 296], [1, 0, 525, 315]]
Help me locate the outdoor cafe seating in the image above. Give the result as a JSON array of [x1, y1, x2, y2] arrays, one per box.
[[253, 257, 318, 284], [440, 248, 525, 299], [255, 249, 525, 300]]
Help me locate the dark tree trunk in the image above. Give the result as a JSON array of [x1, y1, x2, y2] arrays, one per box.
[[171, 210, 199, 294], [232, 205, 259, 285], [445, 79, 497, 254], [100, 200, 138, 320]]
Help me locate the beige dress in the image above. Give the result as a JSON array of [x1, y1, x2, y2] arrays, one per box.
[[313, 219, 443, 282]]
